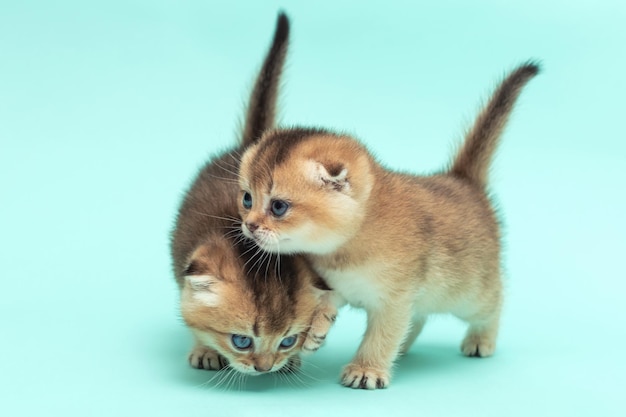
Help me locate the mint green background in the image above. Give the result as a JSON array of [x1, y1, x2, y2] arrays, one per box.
[[1, 1, 625, 416]]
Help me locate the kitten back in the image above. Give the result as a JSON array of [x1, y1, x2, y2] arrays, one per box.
[[449, 62, 540, 187], [241, 12, 290, 147]]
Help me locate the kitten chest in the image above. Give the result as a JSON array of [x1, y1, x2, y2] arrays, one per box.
[[314, 264, 385, 310]]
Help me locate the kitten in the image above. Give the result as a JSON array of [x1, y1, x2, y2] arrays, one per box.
[[238, 62, 539, 388], [170, 13, 336, 377]]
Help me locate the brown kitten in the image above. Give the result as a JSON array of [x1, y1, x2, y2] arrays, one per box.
[[170, 12, 336, 377], [238, 62, 539, 387]]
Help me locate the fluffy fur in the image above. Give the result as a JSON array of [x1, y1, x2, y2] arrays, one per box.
[[170, 13, 336, 377], [238, 62, 539, 388]]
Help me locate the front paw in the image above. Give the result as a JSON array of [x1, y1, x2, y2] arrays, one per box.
[[188, 346, 228, 370], [303, 307, 337, 354], [340, 363, 390, 390]]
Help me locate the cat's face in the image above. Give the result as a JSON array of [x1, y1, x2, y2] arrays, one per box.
[[180, 239, 324, 374], [238, 130, 374, 255]]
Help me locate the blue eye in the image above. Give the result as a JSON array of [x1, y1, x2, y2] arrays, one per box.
[[279, 335, 297, 349], [231, 334, 253, 350], [242, 192, 252, 209], [271, 200, 289, 217]]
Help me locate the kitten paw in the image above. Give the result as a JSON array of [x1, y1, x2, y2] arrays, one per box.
[[302, 308, 337, 354], [188, 346, 229, 370], [461, 334, 496, 357], [340, 363, 390, 390]]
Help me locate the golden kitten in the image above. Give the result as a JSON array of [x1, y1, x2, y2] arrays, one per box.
[[238, 62, 539, 388], [170, 13, 336, 377]]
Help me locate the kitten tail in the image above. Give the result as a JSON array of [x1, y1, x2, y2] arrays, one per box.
[[449, 61, 540, 187], [241, 12, 290, 146]]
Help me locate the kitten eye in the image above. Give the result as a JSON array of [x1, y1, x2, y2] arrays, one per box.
[[242, 192, 253, 210], [279, 335, 297, 349], [270, 200, 290, 217], [231, 334, 253, 350]]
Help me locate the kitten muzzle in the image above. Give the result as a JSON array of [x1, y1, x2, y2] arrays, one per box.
[[253, 364, 272, 373], [245, 221, 259, 233]]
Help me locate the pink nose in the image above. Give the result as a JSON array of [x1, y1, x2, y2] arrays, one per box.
[[254, 364, 272, 372], [246, 222, 259, 233]]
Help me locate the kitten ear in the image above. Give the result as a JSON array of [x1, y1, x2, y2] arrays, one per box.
[[183, 261, 221, 306], [184, 274, 221, 306], [308, 161, 350, 192], [185, 274, 218, 291]]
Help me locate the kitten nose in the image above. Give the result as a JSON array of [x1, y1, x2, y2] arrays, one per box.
[[254, 364, 272, 373], [246, 222, 259, 233]]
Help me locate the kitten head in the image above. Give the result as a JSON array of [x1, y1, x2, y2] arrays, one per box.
[[179, 236, 328, 374], [238, 128, 374, 255]]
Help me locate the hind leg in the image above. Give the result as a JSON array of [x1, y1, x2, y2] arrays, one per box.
[[460, 313, 500, 357], [457, 293, 501, 358], [398, 316, 427, 355], [457, 271, 503, 357]]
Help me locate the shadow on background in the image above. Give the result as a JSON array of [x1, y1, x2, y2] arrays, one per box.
[[153, 321, 487, 392]]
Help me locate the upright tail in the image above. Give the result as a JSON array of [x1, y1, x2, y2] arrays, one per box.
[[449, 61, 540, 187], [241, 12, 290, 147]]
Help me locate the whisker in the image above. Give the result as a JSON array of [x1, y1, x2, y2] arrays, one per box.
[[288, 372, 307, 388], [214, 161, 245, 181], [204, 172, 240, 184], [231, 235, 249, 250], [301, 361, 324, 379], [230, 149, 243, 158], [221, 368, 239, 391], [238, 372, 248, 391], [201, 367, 227, 388], [203, 368, 229, 391], [213, 369, 230, 391], [301, 360, 325, 376], [274, 369, 282, 388], [276, 240, 282, 286], [289, 358, 321, 387], [254, 249, 269, 281], [218, 158, 244, 175], [242, 246, 264, 271], [282, 365, 308, 388], [189, 210, 241, 223], [248, 247, 269, 278], [263, 251, 273, 282], [238, 244, 259, 261], [224, 229, 244, 239], [240, 241, 262, 261], [222, 226, 244, 231], [234, 233, 249, 243], [264, 251, 272, 284]]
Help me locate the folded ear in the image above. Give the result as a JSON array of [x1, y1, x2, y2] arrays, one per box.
[[307, 160, 350, 192], [185, 274, 218, 291], [183, 261, 221, 306]]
